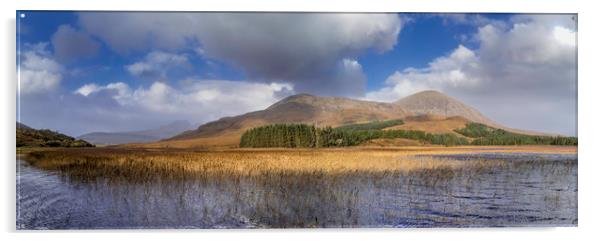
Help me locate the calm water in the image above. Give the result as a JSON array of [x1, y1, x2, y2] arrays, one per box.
[[16, 153, 577, 229]]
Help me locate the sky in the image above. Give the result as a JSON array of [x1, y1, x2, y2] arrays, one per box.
[[16, 12, 577, 136]]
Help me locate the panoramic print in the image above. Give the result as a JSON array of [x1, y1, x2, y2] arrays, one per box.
[[16, 12, 577, 229]]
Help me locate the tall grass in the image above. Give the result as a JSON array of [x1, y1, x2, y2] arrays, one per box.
[[24, 146, 574, 182], [26, 148, 491, 181]]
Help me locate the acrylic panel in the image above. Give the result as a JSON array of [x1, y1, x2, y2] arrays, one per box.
[[16, 11, 577, 229]]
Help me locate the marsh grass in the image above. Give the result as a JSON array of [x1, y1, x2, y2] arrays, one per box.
[[21, 146, 577, 228], [25, 148, 516, 182]]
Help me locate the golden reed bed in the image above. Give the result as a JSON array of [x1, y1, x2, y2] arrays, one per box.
[[21, 146, 576, 181]]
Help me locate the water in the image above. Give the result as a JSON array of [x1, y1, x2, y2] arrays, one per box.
[[16, 153, 577, 229]]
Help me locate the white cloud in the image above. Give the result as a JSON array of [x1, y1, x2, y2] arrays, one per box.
[[190, 13, 402, 96], [26, 79, 294, 135], [365, 15, 577, 135], [19, 43, 63, 94], [126, 80, 294, 118], [365, 45, 480, 102], [69, 79, 294, 130], [553, 26, 576, 47], [78, 12, 405, 96], [74, 83, 99, 96], [125, 51, 189, 79], [51, 24, 100, 62], [74, 82, 130, 98]]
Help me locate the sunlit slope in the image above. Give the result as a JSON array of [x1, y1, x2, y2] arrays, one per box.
[[384, 115, 470, 136]]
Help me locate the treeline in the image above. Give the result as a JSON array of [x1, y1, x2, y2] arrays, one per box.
[[240, 122, 578, 148], [240, 123, 469, 148], [318, 127, 468, 147], [454, 123, 577, 146], [239, 124, 318, 148]]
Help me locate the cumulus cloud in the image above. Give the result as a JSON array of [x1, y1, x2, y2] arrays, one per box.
[[365, 45, 480, 102], [78, 12, 195, 54], [128, 80, 293, 119], [78, 12, 404, 96], [19, 43, 63, 94], [432, 13, 509, 29], [73, 83, 99, 96], [51, 24, 100, 62], [193, 13, 402, 96], [125, 51, 189, 79], [365, 15, 577, 135], [50, 79, 295, 134], [74, 82, 129, 97]]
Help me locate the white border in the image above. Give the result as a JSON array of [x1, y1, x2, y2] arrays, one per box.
[[2, 0, 601, 241]]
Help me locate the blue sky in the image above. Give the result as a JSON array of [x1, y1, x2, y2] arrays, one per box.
[[17, 12, 577, 136], [18, 11, 246, 92]]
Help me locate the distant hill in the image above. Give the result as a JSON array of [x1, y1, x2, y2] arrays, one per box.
[[394, 90, 497, 126], [17, 122, 94, 148], [127, 90, 549, 149], [78, 120, 193, 145], [394, 91, 553, 136]]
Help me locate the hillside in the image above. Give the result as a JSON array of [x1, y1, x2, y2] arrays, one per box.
[[78, 120, 193, 145], [394, 90, 496, 126], [384, 115, 470, 136], [17, 122, 94, 148], [137, 90, 551, 148]]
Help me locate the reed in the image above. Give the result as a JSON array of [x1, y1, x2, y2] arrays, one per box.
[[23, 146, 574, 182]]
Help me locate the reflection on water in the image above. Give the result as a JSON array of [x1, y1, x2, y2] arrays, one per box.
[[16, 153, 577, 229]]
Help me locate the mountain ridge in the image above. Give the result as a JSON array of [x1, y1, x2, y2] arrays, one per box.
[[168, 93, 412, 142], [78, 120, 193, 145], [134, 90, 551, 148]]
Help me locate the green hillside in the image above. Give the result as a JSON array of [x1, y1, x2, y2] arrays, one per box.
[[454, 123, 577, 145], [17, 122, 94, 148], [240, 121, 577, 148], [239, 122, 469, 148]]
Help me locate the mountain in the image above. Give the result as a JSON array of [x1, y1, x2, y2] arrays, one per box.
[[129, 90, 546, 148], [162, 94, 411, 147], [78, 120, 193, 145], [394, 90, 497, 126], [77, 132, 157, 145], [17, 122, 94, 148]]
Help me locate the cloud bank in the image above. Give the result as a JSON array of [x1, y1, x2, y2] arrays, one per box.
[[21, 78, 293, 136], [365, 15, 577, 135], [77, 12, 404, 96]]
